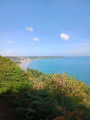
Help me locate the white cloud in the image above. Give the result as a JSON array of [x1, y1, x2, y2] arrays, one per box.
[[33, 37, 40, 42], [0, 50, 13, 56], [7, 40, 14, 44], [60, 33, 69, 40], [26, 27, 34, 32]]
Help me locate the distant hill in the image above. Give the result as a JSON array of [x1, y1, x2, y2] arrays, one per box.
[[6, 56, 65, 64]]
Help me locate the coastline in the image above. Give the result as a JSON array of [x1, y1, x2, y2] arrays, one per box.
[[19, 58, 32, 70]]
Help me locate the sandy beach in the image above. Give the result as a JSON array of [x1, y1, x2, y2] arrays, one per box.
[[19, 58, 32, 70]]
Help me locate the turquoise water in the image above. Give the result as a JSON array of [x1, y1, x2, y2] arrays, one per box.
[[28, 57, 90, 86]]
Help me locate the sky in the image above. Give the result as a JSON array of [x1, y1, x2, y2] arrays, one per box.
[[0, 0, 90, 56]]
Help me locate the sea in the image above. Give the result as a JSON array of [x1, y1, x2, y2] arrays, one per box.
[[25, 57, 90, 86]]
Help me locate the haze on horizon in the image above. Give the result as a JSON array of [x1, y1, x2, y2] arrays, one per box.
[[0, 0, 90, 56]]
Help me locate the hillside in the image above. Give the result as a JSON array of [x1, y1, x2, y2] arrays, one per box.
[[0, 56, 90, 120]]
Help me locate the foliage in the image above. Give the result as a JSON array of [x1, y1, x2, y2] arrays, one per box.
[[0, 56, 90, 120]]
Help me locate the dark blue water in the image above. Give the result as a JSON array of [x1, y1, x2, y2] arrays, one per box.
[[28, 57, 90, 86]]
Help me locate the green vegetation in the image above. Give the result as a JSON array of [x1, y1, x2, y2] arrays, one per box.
[[0, 56, 90, 120]]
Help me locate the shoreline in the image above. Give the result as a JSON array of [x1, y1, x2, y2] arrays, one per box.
[[19, 59, 33, 70], [18, 57, 65, 71], [19, 57, 64, 70]]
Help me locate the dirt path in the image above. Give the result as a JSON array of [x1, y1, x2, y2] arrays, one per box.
[[0, 101, 15, 120]]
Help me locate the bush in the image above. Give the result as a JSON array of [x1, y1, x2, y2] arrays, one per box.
[[0, 56, 90, 120]]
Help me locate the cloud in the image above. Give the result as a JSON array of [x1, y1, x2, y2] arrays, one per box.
[[60, 33, 69, 40], [7, 40, 14, 44], [33, 37, 40, 42], [26, 27, 34, 32], [0, 50, 13, 56]]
